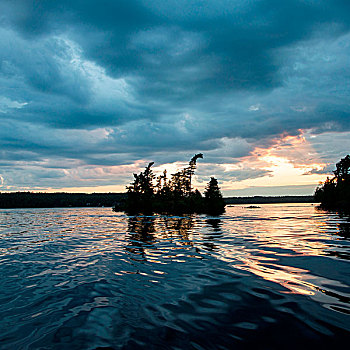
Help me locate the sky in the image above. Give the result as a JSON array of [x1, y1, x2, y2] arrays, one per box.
[[1, 0, 350, 196]]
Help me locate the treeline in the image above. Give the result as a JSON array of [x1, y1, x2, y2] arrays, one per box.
[[114, 154, 226, 215], [225, 195, 316, 205], [0, 192, 317, 209], [315, 155, 350, 210], [0, 192, 126, 209]]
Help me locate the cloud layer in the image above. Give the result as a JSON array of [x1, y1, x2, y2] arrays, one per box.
[[1, 1, 350, 193]]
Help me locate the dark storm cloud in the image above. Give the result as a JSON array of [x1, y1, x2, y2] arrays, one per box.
[[1, 1, 350, 190], [3, 0, 350, 94]]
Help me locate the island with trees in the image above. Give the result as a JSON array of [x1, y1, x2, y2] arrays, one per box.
[[113, 154, 226, 215], [315, 154, 350, 210]]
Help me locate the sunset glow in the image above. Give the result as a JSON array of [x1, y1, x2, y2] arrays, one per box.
[[1, 1, 349, 195]]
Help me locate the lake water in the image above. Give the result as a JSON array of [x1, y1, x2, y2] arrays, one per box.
[[0, 204, 349, 349]]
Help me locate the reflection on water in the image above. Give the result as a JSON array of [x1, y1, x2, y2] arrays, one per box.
[[126, 216, 156, 262], [0, 204, 349, 349], [338, 222, 350, 239]]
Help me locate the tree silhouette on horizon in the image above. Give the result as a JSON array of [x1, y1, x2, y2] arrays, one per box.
[[116, 154, 225, 215], [315, 154, 350, 210]]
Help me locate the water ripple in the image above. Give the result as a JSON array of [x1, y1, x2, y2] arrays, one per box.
[[0, 204, 349, 349]]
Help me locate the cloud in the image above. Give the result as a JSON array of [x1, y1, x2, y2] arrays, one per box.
[[304, 166, 334, 176], [196, 164, 272, 183], [0, 96, 27, 113], [0, 1, 350, 192]]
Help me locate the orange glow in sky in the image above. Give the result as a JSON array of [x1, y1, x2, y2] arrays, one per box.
[[38, 131, 332, 195]]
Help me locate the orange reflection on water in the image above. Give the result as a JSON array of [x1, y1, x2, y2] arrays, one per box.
[[215, 205, 340, 296], [237, 260, 317, 295]]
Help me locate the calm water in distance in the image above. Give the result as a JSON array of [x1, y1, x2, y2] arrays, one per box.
[[0, 204, 349, 349]]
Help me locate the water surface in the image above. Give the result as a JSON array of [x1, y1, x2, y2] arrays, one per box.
[[0, 204, 349, 349]]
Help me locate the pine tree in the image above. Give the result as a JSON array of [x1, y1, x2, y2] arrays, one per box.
[[315, 154, 350, 209], [117, 154, 226, 215], [125, 162, 155, 214], [204, 177, 225, 215], [186, 153, 203, 195]]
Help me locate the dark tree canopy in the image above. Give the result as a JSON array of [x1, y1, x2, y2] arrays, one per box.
[[204, 177, 226, 215], [114, 154, 225, 215], [315, 155, 350, 210]]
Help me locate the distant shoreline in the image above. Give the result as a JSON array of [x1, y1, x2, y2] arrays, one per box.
[[0, 192, 316, 209], [225, 195, 316, 205]]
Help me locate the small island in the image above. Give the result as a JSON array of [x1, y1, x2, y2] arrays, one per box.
[[113, 154, 225, 215], [315, 154, 350, 210]]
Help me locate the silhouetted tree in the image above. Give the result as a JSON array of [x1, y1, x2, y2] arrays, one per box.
[[126, 162, 155, 214], [315, 154, 350, 210], [204, 177, 225, 215], [118, 154, 225, 215], [169, 153, 203, 196], [186, 153, 203, 194], [334, 155, 350, 183]]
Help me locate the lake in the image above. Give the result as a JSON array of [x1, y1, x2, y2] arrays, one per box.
[[0, 204, 349, 349]]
